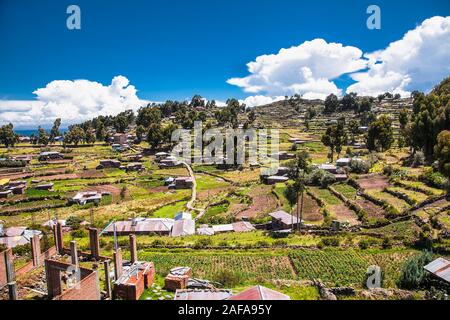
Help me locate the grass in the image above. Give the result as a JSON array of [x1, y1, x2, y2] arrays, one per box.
[[150, 201, 188, 218], [333, 183, 358, 199], [366, 190, 411, 213], [388, 187, 428, 204], [308, 187, 342, 205]]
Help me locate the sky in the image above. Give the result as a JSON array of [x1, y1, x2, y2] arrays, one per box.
[[0, 0, 449, 128]]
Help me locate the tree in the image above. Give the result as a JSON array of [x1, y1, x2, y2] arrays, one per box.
[[64, 126, 85, 146], [366, 115, 394, 152], [0, 123, 18, 148], [398, 251, 433, 289], [348, 119, 360, 144], [324, 94, 339, 114], [284, 179, 306, 232], [95, 121, 106, 141], [248, 110, 257, 123], [84, 128, 96, 144], [49, 118, 61, 144], [38, 127, 49, 146], [321, 123, 347, 162], [190, 95, 205, 109], [147, 123, 164, 149], [341, 92, 358, 111], [136, 105, 162, 127], [434, 130, 450, 179], [398, 108, 409, 130], [113, 115, 128, 133], [358, 97, 372, 113], [136, 125, 146, 143]]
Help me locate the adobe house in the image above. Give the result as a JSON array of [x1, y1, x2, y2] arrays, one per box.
[[38, 151, 63, 161], [126, 162, 144, 172], [113, 133, 128, 145], [113, 235, 155, 300], [98, 159, 121, 169], [269, 210, 301, 230], [174, 177, 194, 189]]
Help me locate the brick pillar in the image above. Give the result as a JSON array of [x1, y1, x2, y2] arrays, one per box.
[[30, 234, 41, 267], [103, 260, 112, 299], [89, 228, 100, 260], [53, 223, 64, 255], [4, 250, 17, 300], [113, 248, 123, 281], [129, 234, 137, 264], [70, 241, 79, 269]]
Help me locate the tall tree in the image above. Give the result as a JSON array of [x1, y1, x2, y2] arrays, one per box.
[[147, 123, 164, 150], [38, 127, 49, 146], [321, 123, 347, 162], [49, 118, 61, 144], [348, 119, 360, 144], [0, 123, 18, 147], [324, 94, 339, 114], [366, 115, 394, 152], [434, 130, 450, 179]]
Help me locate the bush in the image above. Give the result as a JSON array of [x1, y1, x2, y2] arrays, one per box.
[[398, 251, 433, 289], [383, 165, 393, 176], [350, 159, 370, 174], [320, 237, 340, 247], [358, 238, 378, 249], [66, 216, 83, 230], [381, 237, 393, 249], [193, 237, 213, 248], [151, 239, 166, 247], [212, 270, 242, 287], [308, 169, 336, 187], [71, 229, 87, 238], [12, 243, 31, 256], [273, 239, 288, 247]]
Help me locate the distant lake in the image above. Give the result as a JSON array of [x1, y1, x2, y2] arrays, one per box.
[[15, 129, 68, 136]]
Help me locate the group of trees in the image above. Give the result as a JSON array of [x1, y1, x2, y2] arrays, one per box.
[[321, 121, 347, 162], [0, 123, 18, 147], [214, 98, 245, 128], [324, 93, 374, 114]]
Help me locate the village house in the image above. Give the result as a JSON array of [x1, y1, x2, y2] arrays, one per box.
[[98, 159, 121, 169], [269, 210, 301, 230], [159, 156, 181, 168], [173, 177, 194, 190], [113, 133, 128, 145], [0, 225, 42, 249], [0, 179, 27, 197], [228, 285, 290, 300], [317, 164, 338, 174], [126, 162, 144, 172], [423, 257, 450, 285], [69, 191, 103, 205], [102, 218, 175, 236], [38, 151, 63, 161], [34, 182, 54, 191]]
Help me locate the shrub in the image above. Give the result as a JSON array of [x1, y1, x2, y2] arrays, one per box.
[[358, 238, 378, 249], [12, 243, 31, 256], [383, 165, 393, 176], [151, 239, 166, 247], [398, 251, 433, 289], [193, 238, 213, 248], [273, 239, 288, 247], [212, 270, 242, 287], [70, 229, 87, 238], [381, 237, 393, 249], [308, 169, 336, 187], [66, 216, 83, 230], [350, 159, 370, 174], [320, 237, 340, 247]]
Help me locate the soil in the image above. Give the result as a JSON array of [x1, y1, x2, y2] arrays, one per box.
[[357, 175, 390, 191]]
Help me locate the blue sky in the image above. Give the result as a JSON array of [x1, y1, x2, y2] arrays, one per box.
[[0, 0, 449, 128]]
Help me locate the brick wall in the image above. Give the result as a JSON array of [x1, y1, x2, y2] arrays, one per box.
[[15, 246, 57, 277], [0, 249, 13, 289], [55, 271, 100, 300]]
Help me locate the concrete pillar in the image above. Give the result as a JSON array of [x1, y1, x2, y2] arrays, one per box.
[[70, 241, 79, 269], [103, 260, 112, 299], [129, 234, 137, 264], [4, 250, 17, 300], [113, 248, 123, 281], [53, 223, 64, 255], [30, 234, 41, 267], [89, 228, 100, 260]]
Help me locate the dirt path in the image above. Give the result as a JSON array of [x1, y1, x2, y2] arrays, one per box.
[[180, 161, 205, 220]]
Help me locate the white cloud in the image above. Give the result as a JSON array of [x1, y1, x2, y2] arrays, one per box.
[[227, 38, 367, 99], [347, 16, 450, 96], [0, 76, 148, 128], [239, 95, 285, 108]]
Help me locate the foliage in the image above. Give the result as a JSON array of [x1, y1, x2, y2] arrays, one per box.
[[0, 123, 18, 147], [324, 94, 339, 114], [367, 115, 394, 152], [321, 122, 347, 161], [434, 130, 450, 179], [398, 251, 433, 289]]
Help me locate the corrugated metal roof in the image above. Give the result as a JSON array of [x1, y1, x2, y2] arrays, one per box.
[[424, 258, 450, 283], [269, 210, 300, 225], [232, 221, 255, 233], [103, 218, 174, 234], [228, 285, 290, 300], [197, 227, 215, 236], [212, 224, 234, 233], [4, 227, 27, 237], [175, 289, 233, 300], [171, 219, 196, 237]]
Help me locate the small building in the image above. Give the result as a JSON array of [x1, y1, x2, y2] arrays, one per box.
[[113, 261, 155, 300], [103, 218, 175, 236], [165, 267, 193, 292], [0, 226, 42, 248], [164, 177, 175, 186], [196, 227, 215, 236], [265, 176, 289, 185], [273, 151, 295, 160], [175, 289, 233, 300], [155, 152, 169, 161], [232, 221, 255, 233], [34, 183, 54, 191], [98, 159, 121, 169], [38, 151, 63, 161], [333, 174, 348, 181], [228, 285, 290, 300], [317, 164, 338, 174], [175, 212, 192, 221], [126, 162, 144, 172], [127, 154, 143, 162], [113, 133, 128, 145], [269, 210, 301, 230], [159, 156, 181, 168], [424, 257, 450, 284], [336, 158, 352, 167], [69, 191, 102, 205], [0, 190, 12, 199], [174, 177, 194, 189], [171, 219, 196, 237], [212, 224, 234, 234]]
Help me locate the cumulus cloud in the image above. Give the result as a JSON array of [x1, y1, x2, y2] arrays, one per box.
[[0, 76, 148, 127], [227, 38, 367, 99], [347, 16, 450, 96], [239, 95, 285, 108]]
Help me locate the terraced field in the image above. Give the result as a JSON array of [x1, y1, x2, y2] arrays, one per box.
[[366, 190, 411, 213]]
